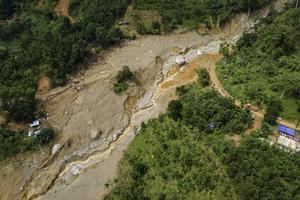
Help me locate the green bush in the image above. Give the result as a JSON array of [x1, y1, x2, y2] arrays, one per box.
[[113, 66, 134, 94], [0, 127, 54, 161], [167, 100, 183, 121], [264, 97, 283, 125], [116, 66, 134, 83], [113, 82, 129, 94], [197, 68, 210, 87]]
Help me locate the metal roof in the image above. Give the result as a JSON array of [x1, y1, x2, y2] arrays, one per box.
[[277, 125, 296, 137], [30, 120, 40, 128]]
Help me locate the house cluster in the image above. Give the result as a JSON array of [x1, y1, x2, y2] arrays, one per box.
[[276, 125, 299, 152], [28, 119, 43, 137]]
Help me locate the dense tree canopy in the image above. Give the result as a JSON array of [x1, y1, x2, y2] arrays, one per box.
[[175, 87, 252, 133], [106, 117, 237, 200], [217, 7, 300, 121], [224, 137, 300, 200], [0, 0, 128, 121], [133, 0, 270, 30], [106, 117, 300, 200], [0, 127, 54, 161]]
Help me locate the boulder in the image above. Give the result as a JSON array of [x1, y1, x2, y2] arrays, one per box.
[[90, 129, 101, 140], [175, 56, 186, 66], [51, 144, 61, 156], [71, 165, 81, 176]]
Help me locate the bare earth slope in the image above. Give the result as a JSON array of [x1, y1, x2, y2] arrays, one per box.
[[29, 13, 254, 200], [0, 1, 294, 199]]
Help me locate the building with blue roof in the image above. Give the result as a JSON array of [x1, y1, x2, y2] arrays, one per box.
[[277, 125, 297, 138]]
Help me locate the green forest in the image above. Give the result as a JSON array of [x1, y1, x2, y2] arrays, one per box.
[[169, 86, 252, 133], [132, 0, 270, 30], [0, 0, 128, 121], [105, 117, 238, 200], [106, 6, 300, 198], [217, 7, 300, 121], [106, 83, 300, 199]]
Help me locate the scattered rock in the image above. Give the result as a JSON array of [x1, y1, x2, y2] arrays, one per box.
[[71, 165, 81, 176], [73, 79, 80, 84], [51, 144, 61, 156], [90, 129, 101, 140], [175, 56, 186, 66]]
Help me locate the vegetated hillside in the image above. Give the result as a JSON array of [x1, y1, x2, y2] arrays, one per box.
[[105, 83, 250, 199], [177, 87, 252, 133], [217, 7, 300, 121], [106, 82, 300, 199], [221, 137, 300, 200], [132, 0, 270, 30], [0, 0, 128, 122], [105, 117, 238, 200]]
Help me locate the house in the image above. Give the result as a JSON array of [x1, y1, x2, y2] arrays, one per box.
[[277, 125, 297, 140], [277, 125, 299, 152], [118, 20, 129, 25], [277, 135, 300, 152], [30, 120, 40, 128]]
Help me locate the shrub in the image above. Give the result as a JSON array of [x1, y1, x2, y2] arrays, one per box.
[[197, 68, 210, 87], [113, 66, 134, 94], [167, 100, 183, 121], [113, 82, 129, 94], [116, 66, 134, 83], [0, 127, 54, 161]]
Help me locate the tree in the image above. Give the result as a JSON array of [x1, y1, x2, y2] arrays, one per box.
[[113, 66, 134, 94], [264, 97, 282, 125], [168, 100, 183, 121], [197, 68, 210, 87]]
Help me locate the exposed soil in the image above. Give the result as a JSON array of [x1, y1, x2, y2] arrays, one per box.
[[0, 1, 296, 200], [29, 14, 250, 199], [54, 0, 74, 22], [37, 76, 52, 95], [20, 32, 210, 200]]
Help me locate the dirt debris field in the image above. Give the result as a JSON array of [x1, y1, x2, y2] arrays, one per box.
[[0, 2, 292, 199], [18, 31, 212, 200]]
